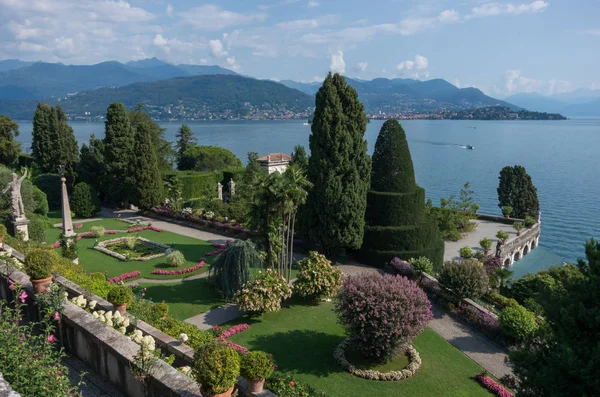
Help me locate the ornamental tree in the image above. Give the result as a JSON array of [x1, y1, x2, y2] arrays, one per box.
[[210, 239, 263, 299], [303, 73, 371, 258], [180, 145, 242, 172], [132, 119, 162, 210], [360, 119, 444, 268], [335, 272, 432, 362], [175, 124, 196, 170], [439, 259, 489, 302], [103, 102, 135, 205], [499, 304, 538, 342], [71, 182, 101, 218], [497, 165, 540, 219]]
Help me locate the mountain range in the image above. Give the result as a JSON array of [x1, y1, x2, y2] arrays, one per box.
[[505, 90, 600, 116]]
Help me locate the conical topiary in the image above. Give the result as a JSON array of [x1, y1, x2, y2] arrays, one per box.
[[360, 120, 444, 269]]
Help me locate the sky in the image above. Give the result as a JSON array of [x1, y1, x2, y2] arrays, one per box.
[[0, 0, 598, 97]]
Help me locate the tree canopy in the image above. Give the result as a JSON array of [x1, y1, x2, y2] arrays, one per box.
[[179, 145, 242, 172], [103, 102, 135, 205], [175, 124, 196, 170], [129, 104, 173, 173], [497, 165, 540, 219], [303, 73, 371, 258], [0, 115, 21, 166], [132, 119, 162, 210]]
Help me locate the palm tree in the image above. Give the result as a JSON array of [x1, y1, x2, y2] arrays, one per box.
[[494, 267, 514, 294]]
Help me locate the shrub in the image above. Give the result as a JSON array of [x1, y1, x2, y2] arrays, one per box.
[[525, 215, 536, 228], [107, 285, 132, 306], [193, 342, 240, 394], [334, 273, 432, 362], [71, 182, 101, 218], [125, 236, 137, 250], [31, 185, 49, 216], [459, 246, 473, 259], [513, 222, 524, 235], [234, 270, 292, 314], [266, 374, 326, 397], [496, 230, 509, 244], [483, 256, 503, 275], [90, 226, 105, 238], [151, 317, 214, 350], [501, 206, 513, 217], [25, 248, 57, 280], [210, 239, 263, 299], [439, 259, 489, 302], [499, 304, 539, 342], [293, 251, 343, 300], [488, 291, 519, 309], [166, 250, 186, 267], [240, 351, 275, 381], [27, 214, 46, 243], [0, 223, 6, 237], [446, 229, 462, 241], [389, 257, 413, 277], [153, 302, 169, 318], [32, 174, 62, 210], [410, 256, 433, 276], [479, 238, 493, 254], [60, 234, 78, 260]]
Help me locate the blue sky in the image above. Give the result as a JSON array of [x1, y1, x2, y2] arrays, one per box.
[[1, 0, 598, 97]]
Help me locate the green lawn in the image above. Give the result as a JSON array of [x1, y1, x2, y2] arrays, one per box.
[[226, 299, 492, 397], [138, 278, 226, 320], [46, 219, 216, 279]]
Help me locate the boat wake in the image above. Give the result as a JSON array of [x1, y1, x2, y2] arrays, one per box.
[[412, 140, 474, 149]]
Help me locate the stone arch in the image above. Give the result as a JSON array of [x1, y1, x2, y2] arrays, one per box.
[[523, 243, 530, 256], [531, 239, 537, 249], [513, 250, 521, 262], [504, 258, 511, 267]]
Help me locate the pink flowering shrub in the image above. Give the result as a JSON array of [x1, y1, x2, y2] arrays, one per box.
[[218, 324, 249, 340], [389, 257, 413, 277], [335, 273, 433, 362], [127, 225, 163, 233], [105, 230, 118, 234], [221, 339, 250, 355], [475, 373, 513, 397], [50, 241, 61, 249], [108, 271, 141, 283], [151, 260, 205, 275]]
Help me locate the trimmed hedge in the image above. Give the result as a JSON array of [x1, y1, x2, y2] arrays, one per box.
[[360, 239, 444, 272], [365, 188, 425, 226], [167, 167, 245, 201], [33, 173, 62, 210]]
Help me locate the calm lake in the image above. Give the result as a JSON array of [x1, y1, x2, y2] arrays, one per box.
[[15, 118, 600, 277]]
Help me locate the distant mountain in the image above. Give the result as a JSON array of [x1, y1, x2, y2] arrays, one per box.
[[504, 93, 567, 114], [0, 75, 313, 120], [0, 58, 238, 100], [279, 80, 322, 95], [505, 91, 600, 116], [0, 59, 34, 72]]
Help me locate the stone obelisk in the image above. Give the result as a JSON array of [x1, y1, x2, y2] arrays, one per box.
[[61, 175, 75, 238]]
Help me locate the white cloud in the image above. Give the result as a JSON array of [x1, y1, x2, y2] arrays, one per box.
[[355, 61, 368, 72], [226, 56, 240, 71], [579, 29, 600, 36], [276, 15, 337, 30], [398, 9, 459, 35], [166, 3, 173, 17], [179, 4, 267, 31], [209, 39, 228, 57], [308, 0, 319, 7], [501, 69, 572, 95], [330, 50, 345, 74], [466, 1, 548, 19], [199, 58, 208, 65], [397, 55, 428, 72], [153, 34, 168, 46], [309, 75, 324, 82]]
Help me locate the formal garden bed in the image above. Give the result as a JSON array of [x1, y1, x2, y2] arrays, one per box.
[[94, 237, 169, 261]]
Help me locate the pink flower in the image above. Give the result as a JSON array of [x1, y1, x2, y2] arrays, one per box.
[[141, 293, 145, 297], [47, 334, 56, 343], [53, 312, 60, 320], [8, 280, 15, 290], [18, 291, 27, 303]]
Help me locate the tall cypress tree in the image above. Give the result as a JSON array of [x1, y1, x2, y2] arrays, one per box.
[[175, 124, 196, 169], [103, 102, 135, 205], [360, 120, 444, 268], [130, 105, 173, 173], [304, 73, 371, 258], [132, 121, 161, 210], [54, 105, 79, 180], [31, 103, 54, 172], [0, 115, 21, 166], [78, 134, 106, 200]]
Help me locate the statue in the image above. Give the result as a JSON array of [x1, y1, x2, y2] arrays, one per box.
[[2, 168, 27, 220], [217, 182, 223, 201]]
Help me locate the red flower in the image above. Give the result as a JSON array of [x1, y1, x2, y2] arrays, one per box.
[[289, 381, 295, 387]]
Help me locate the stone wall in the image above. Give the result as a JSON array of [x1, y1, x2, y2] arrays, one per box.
[[496, 221, 541, 267], [0, 373, 20, 397]]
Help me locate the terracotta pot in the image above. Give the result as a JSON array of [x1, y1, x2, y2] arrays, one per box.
[[31, 276, 53, 294], [114, 303, 127, 314], [504, 214, 510, 218], [200, 385, 234, 397], [0, 235, 4, 244], [247, 378, 265, 393]]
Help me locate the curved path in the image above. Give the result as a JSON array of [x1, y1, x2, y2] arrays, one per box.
[[97, 209, 513, 379]]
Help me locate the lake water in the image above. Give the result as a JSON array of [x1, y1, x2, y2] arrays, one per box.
[[15, 118, 600, 275]]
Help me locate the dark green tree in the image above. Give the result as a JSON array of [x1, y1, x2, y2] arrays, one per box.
[[129, 105, 173, 173], [0, 115, 21, 166], [240, 152, 263, 201], [290, 145, 308, 171], [132, 120, 162, 210], [54, 105, 79, 180], [360, 120, 444, 268], [175, 124, 196, 169], [77, 134, 106, 200], [509, 239, 600, 396], [103, 103, 135, 205], [209, 239, 263, 299], [180, 145, 242, 172], [70, 182, 101, 218], [32, 174, 61, 210], [497, 165, 540, 219], [304, 73, 371, 258], [31, 103, 54, 172]]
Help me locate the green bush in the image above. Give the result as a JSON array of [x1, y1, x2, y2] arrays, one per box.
[[32, 174, 61, 210], [409, 256, 433, 276], [166, 250, 186, 267], [439, 259, 489, 302], [193, 342, 240, 394], [499, 304, 539, 341], [266, 374, 326, 397], [240, 351, 275, 381], [235, 270, 292, 314], [152, 317, 214, 350], [25, 248, 57, 280], [0, 223, 7, 237], [153, 302, 169, 318], [488, 291, 519, 308], [513, 222, 524, 235], [71, 182, 101, 218], [525, 216, 536, 228], [107, 285, 132, 306], [90, 226, 105, 238], [459, 246, 473, 259], [27, 214, 46, 243], [31, 185, 49, 216], [60, 234, 78, 260], [293, 251, 343, 300], [502, 206, 513, 216], [496, 230, 509, 244], [479, 238, 493, 254]]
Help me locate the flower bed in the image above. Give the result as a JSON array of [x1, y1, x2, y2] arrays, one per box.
[[94, 237, 169, 262], [206, 241, 231, 257], [151, 260, 206, 276], [475, 373, 513, 397], [128, 225, 163, 233], [108, 271, 141, 283], [218, 324, 249, 340], [333, 338, 422, 381]]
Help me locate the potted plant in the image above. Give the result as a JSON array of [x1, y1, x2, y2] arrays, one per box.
[[240, 351, 274, 393], [153, 302, 169, 319], [524, 215, 536, 228], [0, 224, 7, 245], [193, 342, 240, 397], [501, 206, 513, 218], [107, 285, 133, 314], [496, 230, 509, 245], [25, 248, 57, 293], [513, 222, 524, 236]]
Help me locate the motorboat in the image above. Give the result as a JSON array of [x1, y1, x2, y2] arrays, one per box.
[[466, 145, 475, 150], [303, 122, 310, 126]]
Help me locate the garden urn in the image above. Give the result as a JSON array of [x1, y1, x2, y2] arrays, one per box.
[[31, 275, 53, 294], [247, 378, 265, 393], [200, 385, 234, 397], [114, 302, 127, 314]]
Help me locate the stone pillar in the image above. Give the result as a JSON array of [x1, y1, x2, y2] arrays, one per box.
[[217, 182, 223, 201], [228, 178, 236, 197], [61, 177, 75, 238], [13, 218, 29, 242]]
